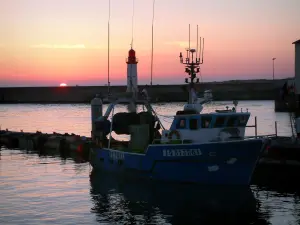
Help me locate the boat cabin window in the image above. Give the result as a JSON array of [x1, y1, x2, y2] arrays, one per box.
[[226, 116, 238, 127], [189, 119, 198, 130], [201, 116, 212, 128], [214, 116, 226, 128], [176, 118, 186, 129]]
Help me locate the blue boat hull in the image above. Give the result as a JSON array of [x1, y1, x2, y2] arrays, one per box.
[[90, 139, 265, 185]]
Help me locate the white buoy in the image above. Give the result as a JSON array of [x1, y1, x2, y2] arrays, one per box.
[[91, 94, 103, 139]]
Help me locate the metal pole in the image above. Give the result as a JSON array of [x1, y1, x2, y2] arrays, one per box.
[[255, 116, 257, 138], [272, 58, 276, 80], [150, 0, 155, 86], [273, 60, 274, 80]]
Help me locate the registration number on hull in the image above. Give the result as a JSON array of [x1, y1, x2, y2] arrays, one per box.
[[162, 149, 202, 157], [109, 151, 125, 160]]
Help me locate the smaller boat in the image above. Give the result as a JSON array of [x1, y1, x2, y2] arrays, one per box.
[[89, 39, 269, 185]]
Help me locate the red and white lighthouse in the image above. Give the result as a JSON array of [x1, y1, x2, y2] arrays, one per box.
[[126, 48, 138, 93]]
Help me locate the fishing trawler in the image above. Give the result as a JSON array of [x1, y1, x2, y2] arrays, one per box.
[[89, 26, 268, 185]]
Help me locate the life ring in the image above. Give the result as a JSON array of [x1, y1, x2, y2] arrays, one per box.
[[168, 130, 181, 140]]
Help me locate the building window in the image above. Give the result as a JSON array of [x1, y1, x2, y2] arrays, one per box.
[[214, 117, 226, 128], [176, 118, 186, 129], [189, 119, 198, 130], [201, 116, 212, 128]]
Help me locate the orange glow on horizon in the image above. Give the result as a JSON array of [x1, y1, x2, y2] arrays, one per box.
[[0, 0, 298, 86], [59, 83, 67, 87]]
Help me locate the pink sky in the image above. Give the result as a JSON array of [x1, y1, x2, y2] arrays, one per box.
[[0, 0, 300, 87]]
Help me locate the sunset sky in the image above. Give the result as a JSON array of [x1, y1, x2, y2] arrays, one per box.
[[0, 0, 300, 87]]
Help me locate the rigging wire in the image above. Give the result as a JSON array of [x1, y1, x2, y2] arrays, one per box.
[[150, 0, 155, 86]]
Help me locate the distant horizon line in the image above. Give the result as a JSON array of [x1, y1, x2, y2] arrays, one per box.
[[0, 77, 294, 88]]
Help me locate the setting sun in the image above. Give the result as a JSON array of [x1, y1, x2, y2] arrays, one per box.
[[59, 83, 67, 87]]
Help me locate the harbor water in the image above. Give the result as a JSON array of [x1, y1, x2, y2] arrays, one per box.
[[1, 101, 299, 225]]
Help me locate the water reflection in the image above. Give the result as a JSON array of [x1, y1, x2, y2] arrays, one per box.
[[89, 170, 269, 225], [18, 147, 89, 164], [1, 148, 300, 224], [253, 166, 300, 196]]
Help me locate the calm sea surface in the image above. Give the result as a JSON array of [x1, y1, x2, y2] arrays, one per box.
[[0, 101, 299, 225]]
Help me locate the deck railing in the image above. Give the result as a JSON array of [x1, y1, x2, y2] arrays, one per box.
[[246, 116, 278, 138]]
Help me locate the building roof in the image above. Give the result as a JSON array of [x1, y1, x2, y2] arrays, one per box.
[[292, 39, 300, 44]]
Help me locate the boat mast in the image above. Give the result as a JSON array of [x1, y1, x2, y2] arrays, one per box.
[[130, 0, 135, 98], [107, 0, 111, 95], [179, 24, 204, 104], [150, 0, 155, 86]]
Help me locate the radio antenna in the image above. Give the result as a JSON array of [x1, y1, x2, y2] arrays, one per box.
[[199, 37, 201, 61], [202, 38, 204, 63], [196, 25, 198, 62], [188, 24, 191, 59]]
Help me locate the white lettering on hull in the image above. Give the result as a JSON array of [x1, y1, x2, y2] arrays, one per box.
[[109, 151, 125, 160], [162, 149, 202, 157]]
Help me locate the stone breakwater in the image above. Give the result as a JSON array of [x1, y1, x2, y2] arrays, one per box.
[[0, 79, 288, 103], [0, 130, 92, 160]]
